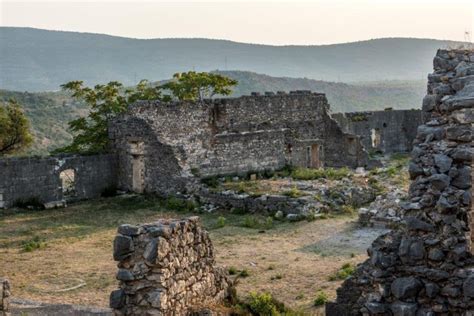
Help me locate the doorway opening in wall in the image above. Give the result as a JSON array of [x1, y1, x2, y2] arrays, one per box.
[[60, 169, 76, 198], [306, 144, 322, 168], [129, 141, 145, 194], [371, 128, 381, 148]]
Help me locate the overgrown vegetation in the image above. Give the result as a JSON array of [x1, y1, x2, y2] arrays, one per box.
[[291, 167, 351, 181], [22, 236, 47, 252], [313, 291, 329, 306], [328, 263, 356, 281], [0, 98, 33, 155]]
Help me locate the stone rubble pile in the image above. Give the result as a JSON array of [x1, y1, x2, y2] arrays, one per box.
[[358, 189, 407, 227], [0, 279, 10, 316], [327, 49, 474, 315], [110, 217, 232, 315]]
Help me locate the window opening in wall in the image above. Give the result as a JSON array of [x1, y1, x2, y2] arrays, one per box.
[[287, 144, 293, 154], [347, 137, 357, 155], [60, 169, 76, 197], [371, 128, 381, 148], [383, 123, 387, 128]]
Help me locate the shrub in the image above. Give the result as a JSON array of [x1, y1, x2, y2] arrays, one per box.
[[271, 273, 283, 280], [313, 291, 329, 306], [328, 263, 356, 281], [282, 186, 304, 198], [265, 216, 274, 229], [291, 167, 351, 181], [165, 197, 196, 212], [201, 176, 219, 188], [216, 216, 226, 228], [239, 269, 250, 278], [228, 266, 237, 275], [341, 205, 355, 215], [243, 216, 260, 229], [22, 236, 47, 252], [248, 292, 280, 316]]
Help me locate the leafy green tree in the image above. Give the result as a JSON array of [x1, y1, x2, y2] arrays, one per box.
[[161, 71, 237, 101], [0, 99, 33, 155], [54, 80, 161, 154]]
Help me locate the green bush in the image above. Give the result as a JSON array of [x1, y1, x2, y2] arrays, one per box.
[[239, 269, 250, 278], [243, 216, 260, 229], [228, 266, 238, 275], [22, 236, 47, 252], [328, 263, 356, 281], [216, 216, 226, 228], [291, 167, 351, 181], [165, 197, 196, 212], [282, 186, 304, 198], [201, 176, 219, 188], [313, 291, 329, 306], [265, 216, 274, 229], [248, 292, 280, 316]]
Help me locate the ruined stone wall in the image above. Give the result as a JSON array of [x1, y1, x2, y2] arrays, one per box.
[[0, 279, 10, 316], [0, 154, 117, 208], [110, 217, 231, 315], [327, 49, 473, 315], [110, 92, 369, 195], [332, 109, 422, 154]]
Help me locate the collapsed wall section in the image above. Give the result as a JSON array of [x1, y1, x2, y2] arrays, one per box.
[[332, 109, 422, 154], [110, 217, 231, 315], [327, 49, 474, 315], [0, 154, 117, 208]]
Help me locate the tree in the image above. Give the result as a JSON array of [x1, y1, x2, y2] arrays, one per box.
[[0, 99, 33, 155], [54, 80, 161, 154], [161, 71, 237, 101]]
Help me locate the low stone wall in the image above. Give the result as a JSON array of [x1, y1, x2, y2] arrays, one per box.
[[110, 217, 232, 315], [0, 154, 117, 208], [327, 49, 474, 315], [0, 279, 10, 316]]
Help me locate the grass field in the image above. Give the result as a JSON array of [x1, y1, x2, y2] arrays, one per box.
[[0, 195, 371, 314]]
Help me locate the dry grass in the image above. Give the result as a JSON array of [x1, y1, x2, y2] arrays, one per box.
[[0, 196, 370, 314]]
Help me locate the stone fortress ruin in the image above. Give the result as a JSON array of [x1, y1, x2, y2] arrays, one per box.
[[0, 92, 420, 208], [0, 49, 471, 315]]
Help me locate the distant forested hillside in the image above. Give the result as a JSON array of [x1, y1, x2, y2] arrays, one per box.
[[0, 27, 464, 91], [0, 71, 426, 155]]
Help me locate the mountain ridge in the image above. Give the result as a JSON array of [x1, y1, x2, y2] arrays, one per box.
[[0, 27, 467, 91]]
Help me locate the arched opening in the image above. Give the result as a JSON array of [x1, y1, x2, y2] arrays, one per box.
[[60, 169, 76, 198], [371, 129, 381, 148]]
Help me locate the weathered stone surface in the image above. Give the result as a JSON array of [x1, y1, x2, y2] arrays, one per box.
[[113, 235, 134, 261], [110, 217, 231, 315], [0, 278, 10, 315], [391, 277, 422, 300], [329, 49, 474, 315], [0, 155, 117, 209]]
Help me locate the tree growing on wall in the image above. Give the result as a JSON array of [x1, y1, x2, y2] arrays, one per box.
[[161, 71, 238, 101], [0, 99, 33, 155], [54, 80, 162, 154], [55, 72, 237, 154]]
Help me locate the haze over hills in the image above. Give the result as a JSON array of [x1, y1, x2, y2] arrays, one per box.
[[0, 27, 466, 91]]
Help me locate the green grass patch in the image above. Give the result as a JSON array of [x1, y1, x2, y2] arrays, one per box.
[[328, 262, 356, 281], [313, 290, 329, 306], [291, 167, 351, 181]]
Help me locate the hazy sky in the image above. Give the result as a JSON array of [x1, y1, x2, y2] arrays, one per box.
[[1, 0, 473, 45]]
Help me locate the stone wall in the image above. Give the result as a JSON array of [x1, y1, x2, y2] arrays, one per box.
[[332, 109, 422, 154], [110, 92, 369, 196], [0, 279, 10, 316], [110, 217, 232, 315], [327, 49, 474, 315], [0, 154, 117, 208]]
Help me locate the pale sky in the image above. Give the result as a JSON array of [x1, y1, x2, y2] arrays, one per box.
[[1, 0, 473, 45]]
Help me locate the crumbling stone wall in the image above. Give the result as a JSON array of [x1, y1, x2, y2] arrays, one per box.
[[0, 279, 10, 316], [332, 109, 422, 154], [110, 92, 368, 195], [110, 217, 232, 315], [327, 49, 473, 315], [0, 154, 117, 208]]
